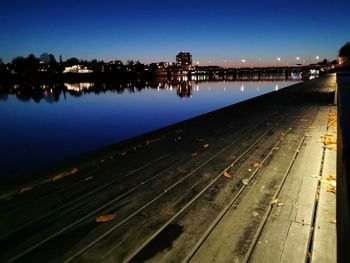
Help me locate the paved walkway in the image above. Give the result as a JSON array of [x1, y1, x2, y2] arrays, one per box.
[[0, 74, 337, 262]]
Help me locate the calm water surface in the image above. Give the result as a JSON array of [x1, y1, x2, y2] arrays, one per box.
[[0, 78, 301, 179]]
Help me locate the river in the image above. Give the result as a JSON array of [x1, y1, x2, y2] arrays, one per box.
[[0, 76, 302, 179]]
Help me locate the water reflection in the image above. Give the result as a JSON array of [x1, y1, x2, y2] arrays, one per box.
[[0, 74, 302, 103], [0, 75, 303, 179]]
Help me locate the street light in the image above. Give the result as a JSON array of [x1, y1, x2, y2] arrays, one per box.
[[241, 59, 246, 68], [296, 56, 300, 61]]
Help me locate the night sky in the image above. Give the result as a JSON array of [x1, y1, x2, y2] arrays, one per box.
[[1, 0, 349, 66]]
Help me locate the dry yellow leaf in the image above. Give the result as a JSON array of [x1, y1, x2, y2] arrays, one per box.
[[84, 176, 93, 181], [322, 185, 336, 194], [223, 171, 233, 179], [252, 163, 262, 168], [328, 174, 336, 181], [203, 144, 209, 148], [248, 168, 253, 172], [330, 219, 336, 224], [271, 198, 284, 206], [19, 187, 32, 194], [271, 199, 278, 205], [96, 213, 117, 223], [191, 152, 198, 157]]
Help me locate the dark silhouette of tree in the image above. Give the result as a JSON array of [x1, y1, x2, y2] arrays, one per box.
[[66, 57, 80, 66], [11, 56, 26, 73], [25, 54, 39, 72], [0, 58, 5, 74], [339, 42, 350, 57], [39, 52, 50, 63], [317, 59, 328, 65], [339, 42, 350, 66], [126, 60, 134, 66]]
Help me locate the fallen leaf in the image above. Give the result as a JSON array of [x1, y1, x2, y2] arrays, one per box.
[[272, 147, 279, 151], [203, 144, 209, 148], [96, 213, 117, 223], [330, 219, 336, 224], [242, 179, 249, 185], [277, 202, 284, 206], [309, 126, 316, 129], [176, 167, 187, 174], [252, 163, 262, 168], [280, 132, 285, 136], [19, 187, 32, 194], [248, 168, 253, 172], [70, 168, 79, 174], [305, 133, 310, 137], [271, 199, 278, 205], [294, 149, 300, 153], [84, 176, 93, 181], [191, 152, 198, 157], [328, 174, 336, 181], [52, 172, 69, 181], [223, 171, 233, 179], [121, 152, 127, 156], [196, 137, 205, 142], [322, 185, 336, 194]]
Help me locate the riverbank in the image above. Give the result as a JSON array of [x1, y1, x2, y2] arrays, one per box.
[[0, 74, 337, 262]]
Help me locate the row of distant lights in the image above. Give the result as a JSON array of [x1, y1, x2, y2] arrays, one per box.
[[195, 56, 320, 65]]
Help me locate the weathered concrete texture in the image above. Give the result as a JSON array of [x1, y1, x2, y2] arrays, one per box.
[[0, 74, 337, 263]]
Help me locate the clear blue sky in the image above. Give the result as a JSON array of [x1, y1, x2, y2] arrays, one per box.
[[1, 0, 349, 66]]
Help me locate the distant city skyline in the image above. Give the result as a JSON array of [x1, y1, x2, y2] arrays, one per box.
[[1, 0, 349, 66]]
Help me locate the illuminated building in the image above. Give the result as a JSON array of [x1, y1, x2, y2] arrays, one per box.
[[176, 52, 192, 70]]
